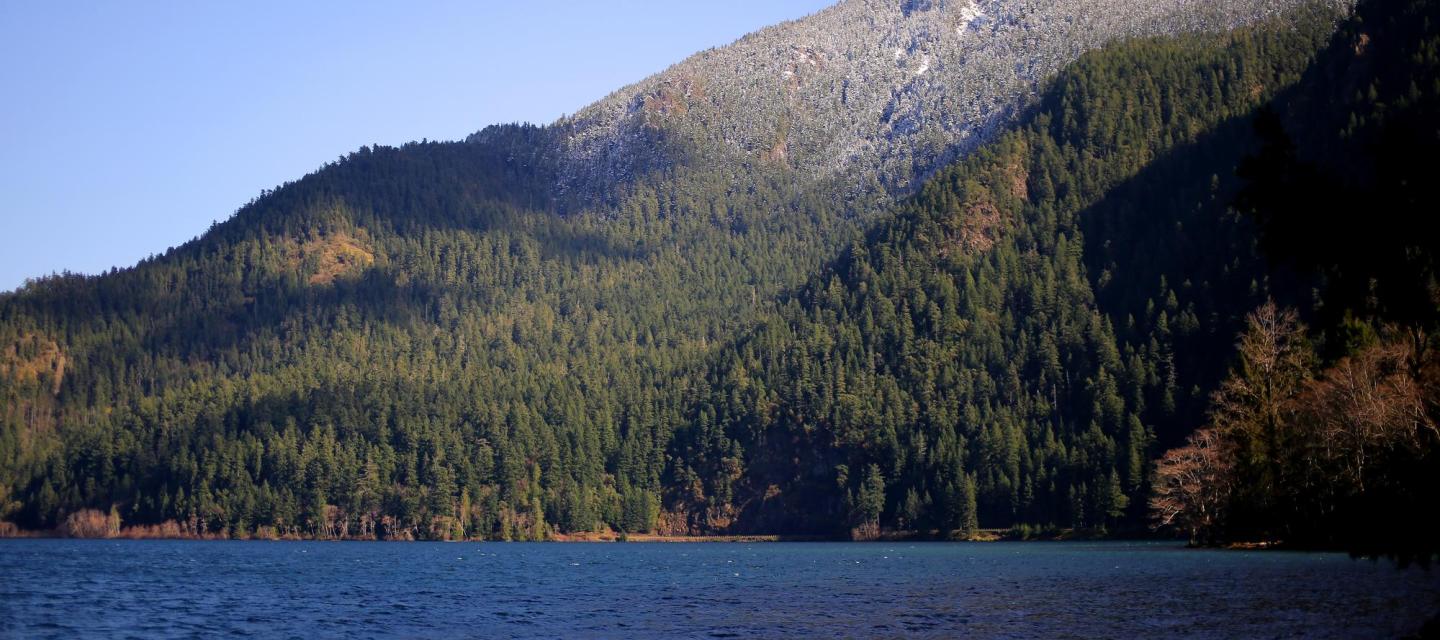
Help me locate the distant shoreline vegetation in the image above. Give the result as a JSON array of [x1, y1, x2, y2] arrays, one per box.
[[0, 511, 1251, 546], [0, 506, 1084, 542]]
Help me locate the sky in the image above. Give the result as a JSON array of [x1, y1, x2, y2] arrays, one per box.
[[0, 0, 833, 293]]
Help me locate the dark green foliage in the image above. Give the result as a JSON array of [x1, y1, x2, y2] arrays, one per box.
[[1161, 0, 1440, 562], [1238, 0, 1440, 345], [0, 125, 874, 538], [858, 464, 886, 526], [669, 9, 1338, 535]]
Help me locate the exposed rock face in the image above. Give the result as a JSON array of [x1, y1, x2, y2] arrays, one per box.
[[545, 0, 1347, 201], [287, 231, 375, 286]]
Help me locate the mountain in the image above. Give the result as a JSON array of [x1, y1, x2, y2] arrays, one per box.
[[666, 4, 1356, 536], [478, 0, 1339, 208], [8, 0, 1429, 547]]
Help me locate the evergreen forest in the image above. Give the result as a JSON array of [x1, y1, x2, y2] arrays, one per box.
[[1, 0, 1435, 561]]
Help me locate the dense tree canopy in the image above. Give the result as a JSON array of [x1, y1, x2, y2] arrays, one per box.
[[670, 8, 1340, 536], [3, 0, 1434, 557], [1154, 0, 1440, 563]]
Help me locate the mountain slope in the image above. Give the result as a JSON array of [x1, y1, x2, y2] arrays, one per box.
[[668, 7, 1343, 535], [551, 0, 1343, 202], [1149, 0, 1440, 560], [0, 1, 1352, 539]]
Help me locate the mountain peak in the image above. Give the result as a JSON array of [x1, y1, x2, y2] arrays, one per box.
[[547, 0, 1346, 202]]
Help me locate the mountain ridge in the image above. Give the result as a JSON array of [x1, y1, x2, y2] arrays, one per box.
[[543, 0, 1346, 204], [5, 0, 1416, 546]]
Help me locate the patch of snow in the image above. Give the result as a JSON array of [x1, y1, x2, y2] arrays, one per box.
[[957, 2, 985, 34], [915, 55, 930, 75]]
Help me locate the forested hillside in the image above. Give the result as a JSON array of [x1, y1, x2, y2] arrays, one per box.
[[669, 7, 1342, 537], [0, 132, 872, 540], [9, 0, 1435, 552], [1151, 0, 1440, 562]]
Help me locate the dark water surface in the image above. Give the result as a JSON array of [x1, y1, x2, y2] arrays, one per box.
[[1, 539, 1437, 638]]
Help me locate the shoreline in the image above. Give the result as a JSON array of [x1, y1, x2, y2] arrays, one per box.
[[0, 522, 1176, 544], [0, 531, 1299, 550]]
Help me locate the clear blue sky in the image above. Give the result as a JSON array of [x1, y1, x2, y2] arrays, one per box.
[[0, 1, 832, 293]]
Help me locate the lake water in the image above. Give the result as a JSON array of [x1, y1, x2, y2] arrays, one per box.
[[1, 540, 1436, 638]]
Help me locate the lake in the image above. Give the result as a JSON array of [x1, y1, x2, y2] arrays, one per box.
[[1, 539, 1436, 638]]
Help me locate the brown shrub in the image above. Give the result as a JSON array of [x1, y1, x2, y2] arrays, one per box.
[[60, 508, 120, 538]]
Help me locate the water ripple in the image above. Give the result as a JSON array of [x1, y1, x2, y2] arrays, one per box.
[[0, 540, 1437, 638]]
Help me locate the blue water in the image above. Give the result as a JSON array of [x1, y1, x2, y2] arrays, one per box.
[[1, 540, 1436, 638]]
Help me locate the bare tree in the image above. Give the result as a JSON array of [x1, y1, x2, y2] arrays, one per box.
[[1150, 428, 1233, 545], [1292, 338, 1435, 495]]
